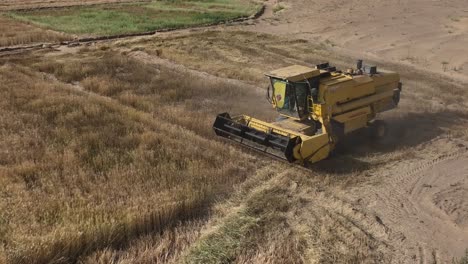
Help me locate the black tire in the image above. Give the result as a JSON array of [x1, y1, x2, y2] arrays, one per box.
[[369, 120, 387, 140], [393, 89, 401, 105]]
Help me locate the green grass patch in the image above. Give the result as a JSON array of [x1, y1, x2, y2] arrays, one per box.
[[273, 4, 285, 13], [8, 0, 260, 36], [184, 184, 302, 264], [184, 211, 259, 264]]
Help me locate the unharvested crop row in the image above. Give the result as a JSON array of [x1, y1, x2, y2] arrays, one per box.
[[0, 48, 266, 263], [0, 16, 70, 47]]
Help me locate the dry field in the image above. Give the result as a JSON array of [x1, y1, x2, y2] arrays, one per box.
[[0, 0, 467, 263], [0, 46, 272, 263], [118, 30, 468, 262], [0, 15, 71, 47]]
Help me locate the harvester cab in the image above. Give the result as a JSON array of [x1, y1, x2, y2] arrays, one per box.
[[266, 64, 321, 120], [213, 61, 401, 165]]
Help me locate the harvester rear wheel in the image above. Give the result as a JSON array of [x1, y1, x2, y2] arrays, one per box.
[[370, 120, 387, 140]]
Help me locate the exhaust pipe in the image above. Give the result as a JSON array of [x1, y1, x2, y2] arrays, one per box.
[[356, 59, 363, 70]]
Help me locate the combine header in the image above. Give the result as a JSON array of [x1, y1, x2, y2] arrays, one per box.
[[213, 61, 402, 164]]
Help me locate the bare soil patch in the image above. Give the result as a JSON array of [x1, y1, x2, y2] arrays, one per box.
[[435, 187, 468, 228], [245, 0, 468, 82]]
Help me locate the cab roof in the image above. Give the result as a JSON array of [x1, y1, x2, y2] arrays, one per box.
[[265, 65, 320, 82]]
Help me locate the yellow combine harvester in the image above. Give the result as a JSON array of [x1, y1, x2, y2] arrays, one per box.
[[213, 61, 402, 164]]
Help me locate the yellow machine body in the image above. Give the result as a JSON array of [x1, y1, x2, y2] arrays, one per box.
[[213, 62, 401, 164]]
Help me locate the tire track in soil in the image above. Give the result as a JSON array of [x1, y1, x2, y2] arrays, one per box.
[[361, 148, 468, 263], [287, 186, 394, 263]]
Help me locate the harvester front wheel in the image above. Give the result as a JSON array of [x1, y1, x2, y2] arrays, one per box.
[[369, 120, 387, 140]]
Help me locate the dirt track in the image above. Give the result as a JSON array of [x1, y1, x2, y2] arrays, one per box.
[[367, 151, 468, 261]]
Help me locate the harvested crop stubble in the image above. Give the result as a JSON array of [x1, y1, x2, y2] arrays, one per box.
[[185, 180, 308, 264]]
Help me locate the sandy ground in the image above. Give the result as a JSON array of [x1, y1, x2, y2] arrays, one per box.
[[247, 0, 468, 83], [364, 151, 468, 261]]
